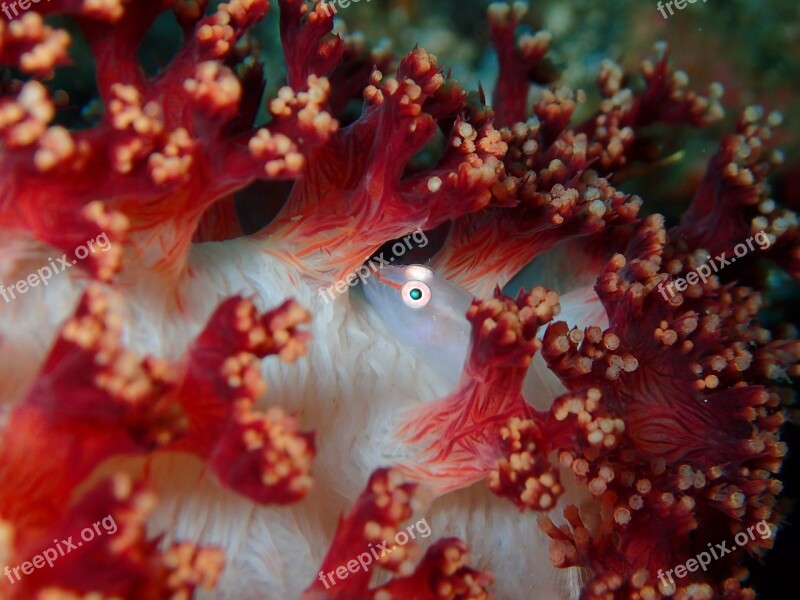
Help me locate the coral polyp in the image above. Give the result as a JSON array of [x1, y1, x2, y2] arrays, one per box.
[[0, 1, 797, 599]]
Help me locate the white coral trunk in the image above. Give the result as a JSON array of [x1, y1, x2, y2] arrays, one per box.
[[0, 237, 587, 599]]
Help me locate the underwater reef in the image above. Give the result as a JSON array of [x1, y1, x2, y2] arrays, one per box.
[[0, 0, 798, 598]]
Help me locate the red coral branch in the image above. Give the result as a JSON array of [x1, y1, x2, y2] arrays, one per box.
[[279, 0, 343, 87], [0, 286, 183, 547], [674, 107, 800, 278], [327, 35, 394, 117], [372, 539, 494, 600], [0, 12, 71, 77], [0, 287, 314, 554], [171, 296, 315, 504], [487, 1, 555, 127], [433, 43, 728, 298], [433, 153, 640, 297], [397, 287, 559, 492], [576, 46, 725, 175], [0, 0, 336, 280], [261, 47, 507, 282], [488, 214, 796, 597], [4, 475, 224, 599], [301, 468, 493, 600], [489, 387, 625, 512]]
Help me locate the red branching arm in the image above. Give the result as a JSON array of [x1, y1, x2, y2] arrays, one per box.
[[171, 295, 315, 505], [279, 0, 343, 88], [0, 11, 71, 77], [0, 1, 337, 281], [261, 48, 507, 282], [433, 132, 640, 296], [301, 468, 493, 600], [434, 45, 725, 298], [0, 287, 314, 556], [397, 287, 559, 492], [576, 46, 725, 174], [487, 2, 555, 127], [6, 476, 225, 599], [674, 108, 800, 278], [491, 215, 794, 597], [372, 539, 494, 600], [489, 387, 625, 512]]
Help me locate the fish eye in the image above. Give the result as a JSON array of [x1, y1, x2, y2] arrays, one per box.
[[401, 281, 431, 308]]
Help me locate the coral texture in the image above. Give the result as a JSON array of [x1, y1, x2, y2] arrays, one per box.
[[0, 1, 797, 599]]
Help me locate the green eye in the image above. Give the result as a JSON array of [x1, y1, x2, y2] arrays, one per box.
[[401, 281, 431, 308]]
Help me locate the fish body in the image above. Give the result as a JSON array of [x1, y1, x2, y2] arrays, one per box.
[[361, 264, 473, 385], [361, 263, 609, 404]]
